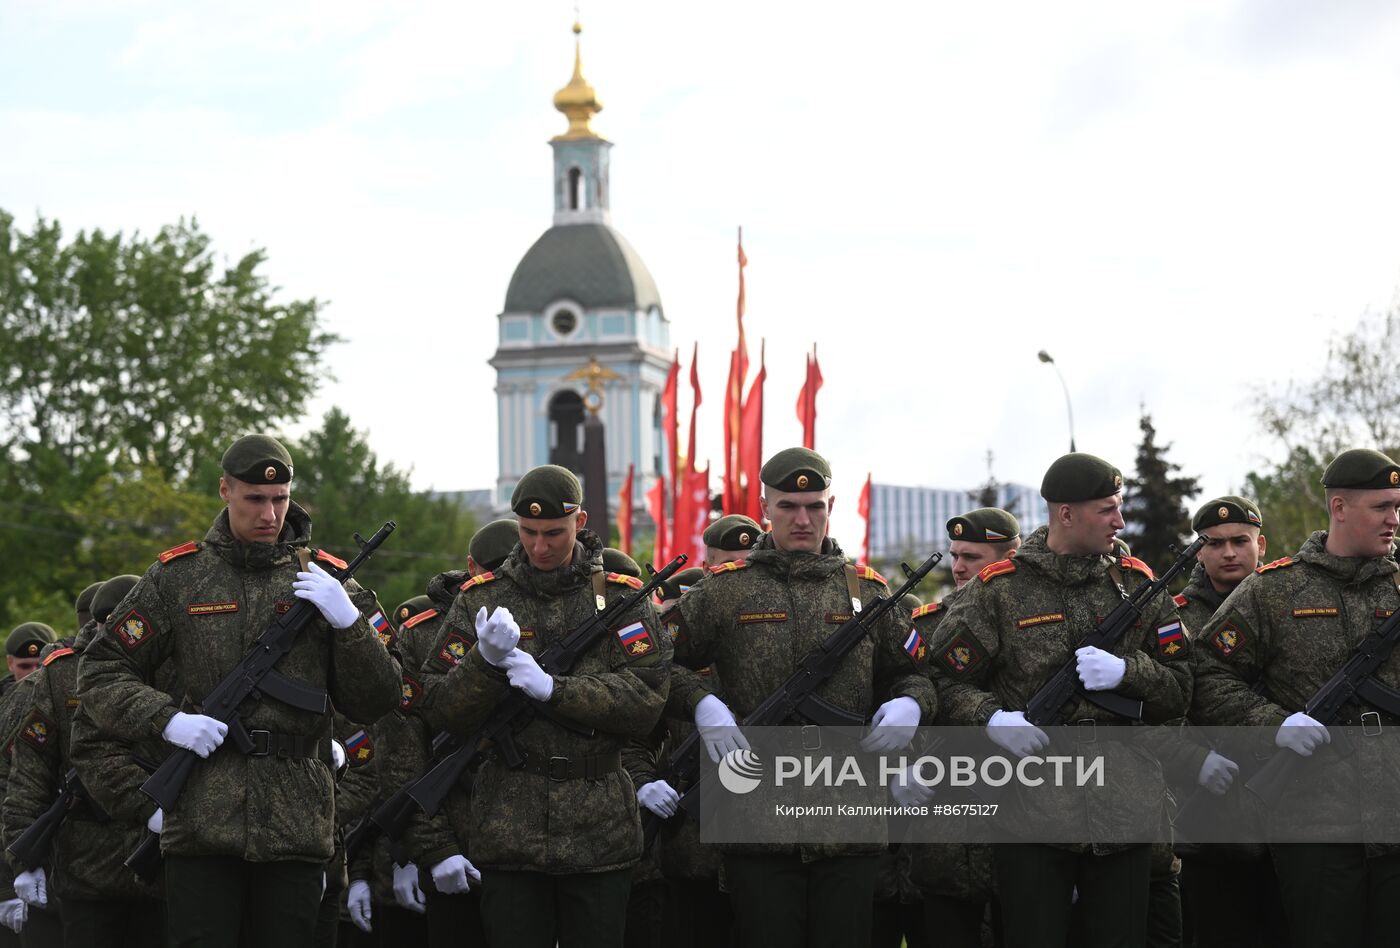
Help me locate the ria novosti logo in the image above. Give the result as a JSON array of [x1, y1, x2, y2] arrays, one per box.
[[717, 749, 765, 795]]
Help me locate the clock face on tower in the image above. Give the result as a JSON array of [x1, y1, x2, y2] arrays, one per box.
[[552, 309, 578, 337]]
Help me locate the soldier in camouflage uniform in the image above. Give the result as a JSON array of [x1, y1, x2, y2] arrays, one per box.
[[415, 465, 670, 948], [74, 583, 103, 634], [702, 515, 762, 568], [1192, 449, 1400, 947], [667, 447, 935, 948], [932, 453, 1192, 948], [4, 574, 171, 947], [899, 508, 1020, 948], [77, 434, 402, 948], [0, 623, 56, 943]]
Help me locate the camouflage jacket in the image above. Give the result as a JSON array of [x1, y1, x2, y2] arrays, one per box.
[[0, 675, 37, 901], [3, 623, 164, 900], [931, 527, 1191, 850], [416, 530, 669, 873], [1174, 563, 1226, 641], [1192, 532, 1400, 845], [76, 503, 402, 864]]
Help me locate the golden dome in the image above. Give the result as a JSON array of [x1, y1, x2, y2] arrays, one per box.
[[552, 20, 604, 141]]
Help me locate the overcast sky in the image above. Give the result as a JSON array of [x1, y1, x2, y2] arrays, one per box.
[[4, 0, 1400, 538]]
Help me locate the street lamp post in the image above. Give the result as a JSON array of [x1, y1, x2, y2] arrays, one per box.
[[1037, 350, 1077, 452]]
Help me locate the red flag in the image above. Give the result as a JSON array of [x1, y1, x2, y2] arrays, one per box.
[[796, 344, 824, 450], [739, 341, 766, 523], [686, 342, 701, 468], [662, 350, 680, 494], [646, 473, 668, 569], [723, 228, 750, 514], [674, 466, 711, 563], [617, 463, 635, 555], [858, 473, 873, 565]]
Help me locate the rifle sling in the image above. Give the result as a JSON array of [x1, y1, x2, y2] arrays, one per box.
[[844, 565, 862, 614]]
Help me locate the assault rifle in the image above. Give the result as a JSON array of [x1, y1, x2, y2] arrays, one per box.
[[1022, 536, 1207, 727], [8, 767, 87, 870], [390, 554, 689, 828], [1246, 605, 1400, 807], [643, 551, 943, 849], [139, 520, 397, 814]]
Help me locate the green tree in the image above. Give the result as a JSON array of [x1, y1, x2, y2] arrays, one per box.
[[1122, 411, 1201, 577], [1243, 446, 1327, 559], [291, 409, 478, 611]]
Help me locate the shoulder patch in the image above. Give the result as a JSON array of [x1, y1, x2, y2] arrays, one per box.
[[113, 610, 155, 652], [1257, 557, 1294, 574], [912, 602, 942, 620], [707, 560, 750, 575], [855, 565, 888, 585], [1122, 556, 1155, 578], [459, 571, 499, 590], [941, 636, 983, 675], [403, 608, 439, 629], [345, 728, 374, 765], [315, 549, 349, 570], [158, 541, 199, 564], [399, 675, 422, 711], [978, 559, 1017, 583], [615, 620, 656, 658], [1172, 593, 1189, 608], [41, 647, 75, 667], [607, 572, 645, 590], [19, 709, 55, 751], [436, 632, 471, 667]]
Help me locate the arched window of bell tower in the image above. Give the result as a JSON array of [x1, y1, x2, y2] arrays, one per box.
[[548, 390, 586, 475], [568, 167, 584, 210]]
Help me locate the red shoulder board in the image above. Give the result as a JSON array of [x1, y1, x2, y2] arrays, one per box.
[[158, 541, 199, 564], [707, 560, 750, 575], [42, 647, 75, 667], [1257, 556, 1294, 574], [316, 549, 349, 570], [912, 602, 942, 620], [1172, 594, 1189, 609], [1121, 556, 1155, 579], [978, 559, 1017, 583], [459, 571, 498, 590], [403, 608, 439, 629], [607, 572, 645, 590], [855, 565, 888, 585]]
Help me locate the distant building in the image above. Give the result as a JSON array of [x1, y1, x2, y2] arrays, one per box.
[[868, 482, 1047, 560]]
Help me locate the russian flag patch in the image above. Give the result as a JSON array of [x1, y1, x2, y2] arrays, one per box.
[[1157, 622, 1184, 656], [903, 628, 927, 663], [346, 729, 373, 763], [369, 610, 393, 646], [616, 621, 655, 658]]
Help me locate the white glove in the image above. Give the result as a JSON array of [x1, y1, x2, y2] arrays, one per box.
[[889, 762, 935, 807], [14, 868, 45, 908], [1276, 711, 1331, 757], [474, 606, 520, 666], [1075, 646, 1127, 691], [392, 862, 427, 913], [331, 739, 347, 772], [430, 854, 481, 895], [0, 898, 25, 934], [162, 711, 228, 757], [147, 809, 164, 834], [292, 561, 360, 629], [1196, 750, 1240, 795], [501, 649, 554, 701], [637, 780, 680, 818], [347, 879, 372, 932], [695, 694, 751, 763], [986, 709, 1049, 759], [861, 696, 922, 752]]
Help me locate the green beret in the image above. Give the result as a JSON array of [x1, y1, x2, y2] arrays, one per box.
[[703, 514, 762, 551], [393, 594, 433, 626], [901, 591, 924, 611], [1192, 496, 1263, 532], [1321, 449, 1400, 490], [6, 622, 55, 659], [658, 567, 705, 603], [1040, 453, 1123, 503], [602, 548, 642, 578], [92, 575, 141, 624], [511, 465, 583, 519], [760, 447, 832, 492], [947, 508, 1020, 544], [75, 581, 103, 619], [469, 519, 520, 573], [222, 434, 294, 484]]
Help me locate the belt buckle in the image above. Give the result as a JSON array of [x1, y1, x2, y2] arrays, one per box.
[[1362, 711, 1383, 737], [548, 756, 570, 781], [249, 729, 271, 757], [1074, 719, 1096, 744], [801, 724, 822, 751]]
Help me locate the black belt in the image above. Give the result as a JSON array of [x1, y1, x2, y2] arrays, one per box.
[[509, 749, 622, 781], [239, 729, 328, 761]]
